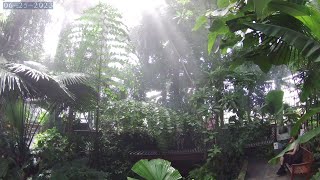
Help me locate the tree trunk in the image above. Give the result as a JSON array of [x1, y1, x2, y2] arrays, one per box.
[[67, 107, 74, 133], [247, 88, 252, 122]]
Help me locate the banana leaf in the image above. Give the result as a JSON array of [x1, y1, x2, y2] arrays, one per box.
[[291, 107, 320, 136], [245, 23, 320, 63]]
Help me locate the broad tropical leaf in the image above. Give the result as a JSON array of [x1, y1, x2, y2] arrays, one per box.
[[192, 15, 207, 31], [208, 32, 218, 55], [217, 0, 233, 8], [245, 23, 320, 63], [262, 90, 284, 115], [208, 18, 229, 54], [291, 107, 320, 136], [253, 0, 273, 19], [128, 159, 182, 180], [300, 67, 320, 101], [268, 0, 320, 39]]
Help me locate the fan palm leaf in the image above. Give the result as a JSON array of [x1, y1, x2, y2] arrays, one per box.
[[1, 59, 97, 110], [128, 159, 182, 180], [0, 62, 71, 102]]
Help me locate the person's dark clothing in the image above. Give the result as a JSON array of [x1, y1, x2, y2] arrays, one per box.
[[283, 147, 303, 165]]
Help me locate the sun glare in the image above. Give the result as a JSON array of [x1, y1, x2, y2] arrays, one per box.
[[43, 0, 167, 58], [109, 0, 167, 26], [110, 0, 166, 12]]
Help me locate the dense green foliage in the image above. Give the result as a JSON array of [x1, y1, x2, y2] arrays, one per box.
[[101, 100, 204, 150], [33, 128, 73, 169], [36, 159, 109, 180]]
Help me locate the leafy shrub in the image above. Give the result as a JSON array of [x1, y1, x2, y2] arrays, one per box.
[[33, 128, 73, 169], [51, 166, 108, 180], [91, 130, 150, 179], [35, 159, 108, 180], [101, 100, 205, 151], [94, 100, 206, 178], [0, 156, 24, 180], [311, 171, 320, 180], [188, 122, 272, 180], [188, 165, 216, 180]]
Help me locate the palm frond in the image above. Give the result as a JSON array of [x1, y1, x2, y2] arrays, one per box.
[[54, 72, 90, 86], [245, 23, 320, 62], [0, 66, 31, 97], [1, 63, 72, 102], [268, 1, 320, 40], [23, 61, 49, 73], [54, 73, 97, 111]]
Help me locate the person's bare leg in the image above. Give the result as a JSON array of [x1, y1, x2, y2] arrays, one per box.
[[277, 156, 286, 175], [280, 156, 284, 166]]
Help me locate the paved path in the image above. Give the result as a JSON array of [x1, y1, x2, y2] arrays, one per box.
[[246, 156, 305, 180]]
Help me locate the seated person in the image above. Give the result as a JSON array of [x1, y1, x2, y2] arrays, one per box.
[[276, 135, 303, 176]]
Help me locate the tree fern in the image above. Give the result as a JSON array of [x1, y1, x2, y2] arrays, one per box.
[[54, 3, 136, 98]]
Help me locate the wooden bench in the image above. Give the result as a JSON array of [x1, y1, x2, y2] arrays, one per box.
[[285, 147, 313, 180], [128, 149, 206, 161]]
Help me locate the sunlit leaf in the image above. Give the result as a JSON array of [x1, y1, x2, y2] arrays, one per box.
[[192, 15, 207, 31], [262, 90, 284, 115], [268, 1, 320, 40], [217, 0, 230, 8], [208, 32, 218, 55]]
